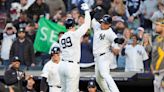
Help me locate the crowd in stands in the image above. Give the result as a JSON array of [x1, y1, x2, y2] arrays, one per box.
[[0, 0, 164, 72], [0, 0, 164, 92]]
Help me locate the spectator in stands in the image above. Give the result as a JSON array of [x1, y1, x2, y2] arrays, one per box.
[[125, 0, 142, 29], [151, 1, 164, 24], [137, 27, 145, 42], [71, 8, 80, 24], [23, 75, 36, 92], [108, 0, 126, 20], [10, 28, 35, 67], [20, 0, 30, 11], [0, 0, 10, 13], [0, 0, 9, 32], [112, 16, 126, 35], [51, 8, 68, 26], [80, 33, 94, 68], [4, 56, 26, 92], [25, 22, 37, 43], [13, 11, 31, 30], [9, 2, 21, 22], [87, 80, 101, 92], [117, 28, 132, 69], [141, 33, 152, 71], [141, 0, 158, 31], [122, 34, 148, 72], [45, 0, 65, 17], [1, 23, 16, 66], [78, 15, 85, 26], [27, 0, 50, 22], [123, 28, 132, 44]]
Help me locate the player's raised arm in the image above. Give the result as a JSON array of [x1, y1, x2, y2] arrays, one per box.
[[75, 3, 91, 37], [91, 18, 100, 31]]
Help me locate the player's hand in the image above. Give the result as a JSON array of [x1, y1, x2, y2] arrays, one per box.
[[81, 3, 90, 11]]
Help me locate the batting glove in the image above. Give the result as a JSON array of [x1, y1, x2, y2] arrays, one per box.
[[81, 3, 90, 11]]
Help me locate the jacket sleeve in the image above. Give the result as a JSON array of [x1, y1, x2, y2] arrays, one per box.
[[10, 42, 15, 60], [29, 42, 35, 64], [40, 77, 48, 92], [4, 70, 18, 85]]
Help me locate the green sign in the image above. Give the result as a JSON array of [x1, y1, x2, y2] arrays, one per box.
[[34, 17, 67, 53]]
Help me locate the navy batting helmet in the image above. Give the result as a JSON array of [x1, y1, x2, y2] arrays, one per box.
[[51, 47, 60, 55], [64, 18, 75, 29], [100, 15, 112, 24]]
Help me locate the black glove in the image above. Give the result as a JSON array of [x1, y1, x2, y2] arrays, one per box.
[[114, 38, 125, 44]]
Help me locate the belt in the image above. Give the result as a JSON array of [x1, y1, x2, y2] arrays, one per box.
[[62, 59, 79, 64], [49, 85, 61, 88], [99, 53, 106, 56]]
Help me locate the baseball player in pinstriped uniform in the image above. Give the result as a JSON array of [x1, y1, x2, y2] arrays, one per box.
[[58, 3, 91, 92], [92, 15, 124, 92], [40, 47, 61, 92]]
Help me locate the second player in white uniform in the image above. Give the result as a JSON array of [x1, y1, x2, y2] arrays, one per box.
[[58, 3, 91, 92], [92, 15, 124, 92], [40, 47, 61, 92]]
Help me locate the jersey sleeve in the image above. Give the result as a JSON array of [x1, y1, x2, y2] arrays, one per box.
[[108, 29, 117, 43], [111, 42, 120, 49], [91, 18, 100, 31], [74, 11, 91, 37], [41, 64, 49, 78]]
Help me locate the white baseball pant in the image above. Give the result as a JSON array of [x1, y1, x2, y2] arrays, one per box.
[[95, 52, 120, 92], [58, 61, 80, 92], [49, 86, 61, 92], [154, 74, 164, 92]]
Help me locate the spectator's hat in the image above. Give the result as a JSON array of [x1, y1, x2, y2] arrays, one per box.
[[87, 80, 96, 88], [137, 27, 144, 32], [18, 28, 25, 33], [5, 23, 14, 30], [155, 18, 164, 27], [113, 16, 125, 23], [11, 56, 21, 62]]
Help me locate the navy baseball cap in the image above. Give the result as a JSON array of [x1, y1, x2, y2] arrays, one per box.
[[51, 47, 60, 54], [88, 81, 96, 88], [11, 56, 21, 62], [18, 28, 25, 33]]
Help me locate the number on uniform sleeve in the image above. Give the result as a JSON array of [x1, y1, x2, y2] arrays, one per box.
[[61, 37, 72, 49]]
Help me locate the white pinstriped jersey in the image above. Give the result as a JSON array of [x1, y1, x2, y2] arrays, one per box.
[[92, 19, 118, 56], [59, 11, 91, 62], [41, 60, 60, 86]]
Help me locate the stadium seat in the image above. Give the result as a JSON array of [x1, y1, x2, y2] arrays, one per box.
[[0, 65, 5, 71], [27, 66, 43, 71]]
